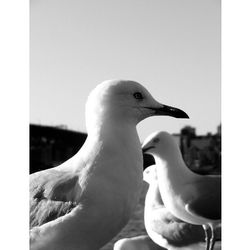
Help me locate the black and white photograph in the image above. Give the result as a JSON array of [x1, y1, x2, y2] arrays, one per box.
[[3, 0, 250, 249], [5, 0, 250, 249], [29, 0, 222, 249]]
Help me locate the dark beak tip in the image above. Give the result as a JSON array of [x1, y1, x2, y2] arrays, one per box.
[[154, 105, 189, 119], [180, 113, 189, 119], [172, 110, 189, 119], [145, 105, 189, 119]]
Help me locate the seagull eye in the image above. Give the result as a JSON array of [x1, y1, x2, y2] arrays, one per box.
[[133, 92, 143, 100], [153, 138, 160, 143]]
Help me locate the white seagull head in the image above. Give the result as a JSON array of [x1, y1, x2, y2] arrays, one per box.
[[142, 131, 181, 159], [85, 80, 189, 133]]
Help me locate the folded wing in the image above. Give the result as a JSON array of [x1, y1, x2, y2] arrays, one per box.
[[30, 169, 80, 228]]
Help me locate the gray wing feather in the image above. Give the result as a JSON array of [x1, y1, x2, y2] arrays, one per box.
[[30, 169, 80, 228]]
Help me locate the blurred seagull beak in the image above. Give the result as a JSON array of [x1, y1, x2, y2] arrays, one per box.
[[146, 104, 189, 118], [142, 146, 155, 154]]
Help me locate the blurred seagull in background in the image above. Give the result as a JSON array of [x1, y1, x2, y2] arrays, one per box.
[[143, 165, 221, 250], [142, 131, 221, 250], [30, 80, 189, 250]]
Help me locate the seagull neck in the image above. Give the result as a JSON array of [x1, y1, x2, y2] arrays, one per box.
[[86, 116, 138, 141], [60, 116, 140, 174], [154, 150, 194, 183]]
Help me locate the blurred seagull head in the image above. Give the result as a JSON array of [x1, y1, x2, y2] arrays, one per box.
[[142, 131, 181, 159]]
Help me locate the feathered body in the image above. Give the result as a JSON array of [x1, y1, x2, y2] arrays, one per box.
[[30, 80, 189, 250]]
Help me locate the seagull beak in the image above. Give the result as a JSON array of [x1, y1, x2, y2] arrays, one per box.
[[148, 104, 189, 118], [142, 146, 155, 154]]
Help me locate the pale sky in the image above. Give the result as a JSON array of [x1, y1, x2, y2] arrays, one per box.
[[30, 0, 221, 140]]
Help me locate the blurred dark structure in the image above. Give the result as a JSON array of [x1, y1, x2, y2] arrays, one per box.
[[30, 124, 221, 175], [30, 124, 87, 173], [179, 125, 221, 175]]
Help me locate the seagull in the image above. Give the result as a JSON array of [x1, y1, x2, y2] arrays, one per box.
[[143, 165, 221, 250], [142, 131, 221, 250], [30, 80, 189, 250]]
